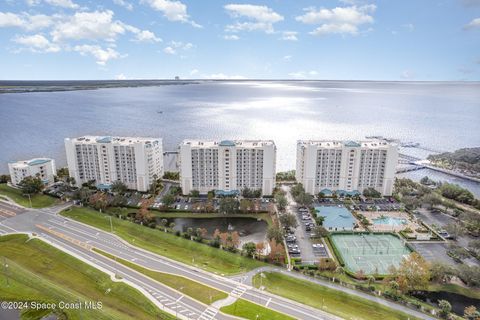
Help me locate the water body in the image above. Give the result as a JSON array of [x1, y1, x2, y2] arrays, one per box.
[[0, 80, 479, 190], [411, 290, 480, 316], [170, 217, 268, 245]]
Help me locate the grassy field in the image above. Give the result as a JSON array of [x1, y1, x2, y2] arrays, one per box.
[[220, 299, 294, 320], [0, 184, 58, 208], [93, 248, 228, 305], [0, 234, 175, 320], [252, 272, 421, 320], [106, 207, 274, 226], [61, 206, 267, 275]]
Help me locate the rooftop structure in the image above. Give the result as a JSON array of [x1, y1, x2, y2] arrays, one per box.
[[315, 206, 356, 231]]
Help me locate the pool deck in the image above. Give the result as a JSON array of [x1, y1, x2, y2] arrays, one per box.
[[359, 211, 424, 233]]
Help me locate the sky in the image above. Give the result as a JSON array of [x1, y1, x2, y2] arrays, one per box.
[[0, 0, 479, 81]]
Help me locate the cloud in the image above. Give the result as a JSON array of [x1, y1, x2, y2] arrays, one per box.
[[464, 17, 480, 29], [204, 73, 247, 79], [401, 70, 415, 79], [224, 4, 284, 34], [27, 0, 79, 9], [113, 0, 133, 10], [163, 41, 193, 54], [74, 44, 122, 65], [224, 34, 239, 40], [142, 0, 200, 27], [402, 23, 414, 32], [115, 73, 127, 80], [283, 55, 292, 61], [133, 30, 162, 42], [280, 31, 298, 41], [288, 70, 318, 79], [13, 34, 60, 52], [190, 69, 198, 75], [0, 12, 55, 31], [296, 4, 376, 36], [51, 10, 126, 42]]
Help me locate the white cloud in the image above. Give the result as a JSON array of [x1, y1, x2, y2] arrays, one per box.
[[296, 4, 376, 36], [163, 41, 193, 54], [113, 0, 133, 10], [27, 0, 79, 9], [163, 46, 176, 54], [288, 70, 318, 79], [51, 10, 126, 42], [74, 44, 122, 65], [224, 34, 239, 40], [464, 17, 480, 29], [142, 0, 200, 27], [401, 70, 415, 79], [283, 55, 292, 61], [190, 68, 198, 75], [204, 73, 247, 80], [0, 12, 55, 31], [14, 34, 60, 52], [281, 31, 298, 41], [402, 23, 414, 32], [133, 30, 161, 42], [224, 4, 284, 34], [115, 73, 127, 80]]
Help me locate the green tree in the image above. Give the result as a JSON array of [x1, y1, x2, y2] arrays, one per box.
[[311, 226, 329, 238], [422, 193, 442, 209], [56, 167, 70, 180], [162, 193, 175, 207], [279, 213, 298, 229], [159, 218, 168, 232], [396, 252, 430, 293], [0, 175, 11, 183], [438, 300, 451, 319], [464, 305, 480, 320], [363, 187, 381, 198], [242, 242, 256, 258], [274, 192, 288, 211], [18, 176, 44, 195], [111, 180, 128, 193], [219, 197, 239, 214], [444, 223, 465, 240], [189, 189, 200, 197], [266, 226, 283, 244]]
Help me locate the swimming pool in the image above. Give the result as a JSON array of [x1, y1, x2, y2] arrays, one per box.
[[372, 217, 407, 226]]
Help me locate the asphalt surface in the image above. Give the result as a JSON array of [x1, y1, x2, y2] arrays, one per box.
[[0, 203, 338, 320], [0, 200, 436, 320]]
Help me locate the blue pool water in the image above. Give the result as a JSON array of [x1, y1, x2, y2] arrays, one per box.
[[372, 217, 407, 226]]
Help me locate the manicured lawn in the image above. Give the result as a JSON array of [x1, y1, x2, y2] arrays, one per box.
[[252, 272, 420, 320], [0, 184, 58, 208], [61, 206, 267, 275], [0, 234, 175, 320], [220, 299, 294, 320], [94, 248, 228, 305], [428, 283, 480, 299]]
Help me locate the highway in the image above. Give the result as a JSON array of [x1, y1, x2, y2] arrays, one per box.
[[0, 203, 341, 320]]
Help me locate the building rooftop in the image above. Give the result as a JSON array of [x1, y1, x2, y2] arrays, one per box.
[[9, 158, 52, 169], [315, 206, 356, 230], [297, 139, 395, 149], [182, 139, 275, 148], [66, 136, 161, 146]]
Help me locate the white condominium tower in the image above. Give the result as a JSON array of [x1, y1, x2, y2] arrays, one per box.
[[180, 140, 276, 196], [296, 140, 398, 196], [65, 136, 163, 192], [8, 158, 56, 187]]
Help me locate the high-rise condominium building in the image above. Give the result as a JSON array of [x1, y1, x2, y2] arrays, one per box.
[[296, 140, 398, 196], [65, 136, 163, 192], [180, 140, 276, 196], [8, 158, 56, 187]]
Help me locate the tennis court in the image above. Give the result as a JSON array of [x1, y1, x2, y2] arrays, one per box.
[[330, 233, 412, 275]]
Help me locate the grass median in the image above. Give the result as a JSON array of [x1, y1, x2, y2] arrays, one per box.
[[252, 272, 421, 320], [220, 298, 295, 320], [61, 206, 267, 275], [0, 234, 175, 320], [0, 183, 58, 208], [93, 248, 228, 305]]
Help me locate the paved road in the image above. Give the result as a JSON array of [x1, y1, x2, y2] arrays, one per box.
[[282, 186, 317, 264], [0, 204, 338, 320], [0, 201, 436, 320]]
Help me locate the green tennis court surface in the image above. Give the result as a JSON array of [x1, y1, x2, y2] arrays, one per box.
[[331, 233, 412, 275]]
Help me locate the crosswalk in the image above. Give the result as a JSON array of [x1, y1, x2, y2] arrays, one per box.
[[145, 288, 199, 319], [230, 285, 247, 298], [198, 307, 218, 320]]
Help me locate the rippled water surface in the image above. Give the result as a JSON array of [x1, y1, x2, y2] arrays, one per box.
[[1, 81, 479, 173]]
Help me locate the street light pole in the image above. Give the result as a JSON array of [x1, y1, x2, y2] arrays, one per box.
[[27, 194, 32, 208], [108, 216, 113, 233]]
